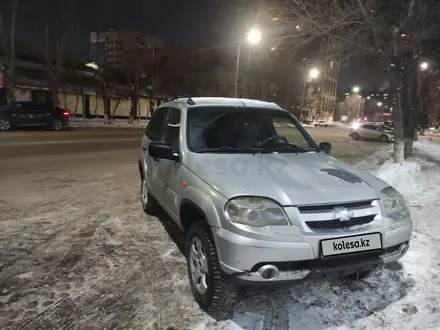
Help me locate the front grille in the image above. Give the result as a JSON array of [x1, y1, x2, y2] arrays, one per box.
[[298, 200, 374, 213], [306, 214, 376, 230]]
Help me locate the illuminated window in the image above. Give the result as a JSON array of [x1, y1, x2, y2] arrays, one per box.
[[272, 17, 280, 21]]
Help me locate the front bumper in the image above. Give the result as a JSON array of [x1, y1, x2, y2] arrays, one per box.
[[214, 222, 412, 285]]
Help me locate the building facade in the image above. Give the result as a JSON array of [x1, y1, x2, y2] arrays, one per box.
[[89, 30, 164, 70]]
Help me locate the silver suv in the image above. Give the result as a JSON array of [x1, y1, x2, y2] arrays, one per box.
[[138, 97, 413, 312]]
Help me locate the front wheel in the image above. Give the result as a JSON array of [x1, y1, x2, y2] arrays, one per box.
[[141, 178, 159, 214], [379, 134, 389, 143], [0, 119, 11, 131], [186, 222, 237, 312], [351, 132, 360, 140]]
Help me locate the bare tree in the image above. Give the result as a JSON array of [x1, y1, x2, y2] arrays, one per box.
[[43, 0, 74, 106], [0, 0, 18, 102], [267, 0, 440, 162]]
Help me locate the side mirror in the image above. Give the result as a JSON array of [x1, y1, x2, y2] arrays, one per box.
[[319, 142, 332, 154], [148, 142, 179, 161]]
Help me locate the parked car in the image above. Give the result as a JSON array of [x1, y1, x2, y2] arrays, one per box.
[[0, 101, 70, 131], [349, 123, 394, 143], [138, 97, 412, 311], [314, 120, 329, 127]]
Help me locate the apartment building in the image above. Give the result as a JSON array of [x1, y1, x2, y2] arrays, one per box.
[[90, 30, 164, 70]]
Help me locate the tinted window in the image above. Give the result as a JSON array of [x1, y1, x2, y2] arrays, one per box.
[[145, 107, 168, 141], [362, 124, 376, 130], [186, 107, 317, 153], [162, 107, 181, 150]]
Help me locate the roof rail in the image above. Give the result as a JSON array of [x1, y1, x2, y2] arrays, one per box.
[[166, 94, 196, 105]]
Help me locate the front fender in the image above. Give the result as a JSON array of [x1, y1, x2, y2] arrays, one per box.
[[180, 186, 226, 228]]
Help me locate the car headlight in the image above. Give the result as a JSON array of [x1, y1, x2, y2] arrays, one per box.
[[224, 197, 290, 227], [380, 187, 410, 221]]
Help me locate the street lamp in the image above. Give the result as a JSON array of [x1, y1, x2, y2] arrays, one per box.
[[352, 86, 360, 93], [377, 102, 382, 107], [247, 28, 262, 45], [300, 67, 320, 120], [309, 68, 320, 79], [420, 62, 429, 71], [234, 27, 262, 97]]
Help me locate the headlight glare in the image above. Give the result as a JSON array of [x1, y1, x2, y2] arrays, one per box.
[[224, 197, 289, 227]]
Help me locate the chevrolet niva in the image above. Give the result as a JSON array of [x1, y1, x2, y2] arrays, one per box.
[[138, 97, 412, 312]]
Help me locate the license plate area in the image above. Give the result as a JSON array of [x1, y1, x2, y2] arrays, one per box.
[[320, 233, 382, 257]]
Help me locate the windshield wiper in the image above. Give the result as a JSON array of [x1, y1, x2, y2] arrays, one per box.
[[197, 146, 271, 154], [272, 144, 316, 153]]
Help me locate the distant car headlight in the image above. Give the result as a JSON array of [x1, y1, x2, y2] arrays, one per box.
[[380, 187, 410, 221], [224, 197, 290, 227]]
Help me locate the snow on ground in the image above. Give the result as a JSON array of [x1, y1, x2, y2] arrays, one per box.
[[1, 140, 440, 329], [69, 117, 148, 129]]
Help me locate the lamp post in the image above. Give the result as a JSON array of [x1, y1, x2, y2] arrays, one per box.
[[234, 28, 262, 98], [300, 68, 320, 120]]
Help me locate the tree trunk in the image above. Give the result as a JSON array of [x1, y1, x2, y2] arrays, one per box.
[[5, 72, 15, 102], [391, 41, 404, 163], [50, 76, 60, 106], [401, 50, 418, 158], [102, 86, 110, 125], [128, 87, 138, 124]]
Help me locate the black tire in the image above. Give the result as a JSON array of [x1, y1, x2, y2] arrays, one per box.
[[52, 120, 63, 131], [0, 119, 12, 131], [351, 132, 360, 140], [379, 134, 389, 143], [186, 222, 237, 312], [345, 270, 372, 280], [140, 177, 159, 215]]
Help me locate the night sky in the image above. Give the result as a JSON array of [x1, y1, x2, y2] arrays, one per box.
[[12, 0, 231, 60], [6, 0, 382, 90]]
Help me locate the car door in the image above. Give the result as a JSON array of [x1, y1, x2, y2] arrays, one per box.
[[158, 107, 182, 220], [362, 124, 377, 139], [142, 107, 169, 205], [32, 103, 54, 126], [11, 102, 34, 126]]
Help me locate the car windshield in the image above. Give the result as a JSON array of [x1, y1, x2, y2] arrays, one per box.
[[187, 106, 318, 153]]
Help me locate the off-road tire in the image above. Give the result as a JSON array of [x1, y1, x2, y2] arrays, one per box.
[[351, 132, 360, 141], [186, 222, 237, 312], [379, 134, 389, 143], [141, 178, 159, 215]]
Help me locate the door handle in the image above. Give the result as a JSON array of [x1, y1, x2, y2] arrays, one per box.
[[153, 157, 160, 163]]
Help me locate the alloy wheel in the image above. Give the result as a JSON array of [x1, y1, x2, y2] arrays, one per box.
[[0, 120, 11, 131], [189, 236, 209, 295], [141, 179, 149, 206]]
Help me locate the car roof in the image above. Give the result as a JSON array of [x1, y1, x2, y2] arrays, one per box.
[[159, 97, 283, 111]]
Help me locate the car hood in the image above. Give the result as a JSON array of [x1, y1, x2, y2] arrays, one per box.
[[184, 152, 389, 206]]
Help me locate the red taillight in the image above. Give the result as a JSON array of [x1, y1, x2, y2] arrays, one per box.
[[63, 110, 70, 117]]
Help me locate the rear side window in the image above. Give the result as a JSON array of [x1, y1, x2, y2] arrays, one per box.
[[145, 107, 169, 141]]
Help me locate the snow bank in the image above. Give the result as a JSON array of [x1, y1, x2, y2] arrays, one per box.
[[375, 159, 422, 193], [69, 118, 148, 129], [194, 139, 440, 330]]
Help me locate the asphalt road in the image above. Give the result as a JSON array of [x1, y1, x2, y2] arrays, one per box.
[[0, 126, 394, 329]]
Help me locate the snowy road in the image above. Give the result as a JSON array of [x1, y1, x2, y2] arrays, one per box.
[[1, 128, 437, 330]]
